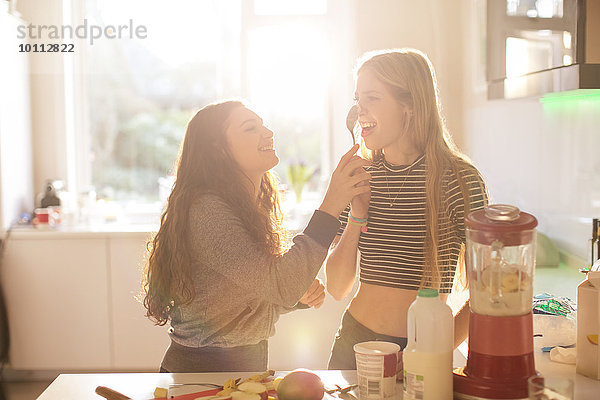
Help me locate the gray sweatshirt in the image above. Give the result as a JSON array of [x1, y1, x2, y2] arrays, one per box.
[[168, 193, 340, 348]]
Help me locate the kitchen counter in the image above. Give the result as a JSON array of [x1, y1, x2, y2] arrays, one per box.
[[534, 261, 585, 301], [38, 370, 358, 400], [4, 223, 158, 239], [37, 353, 600, 399], [534, 351, 599, 399]]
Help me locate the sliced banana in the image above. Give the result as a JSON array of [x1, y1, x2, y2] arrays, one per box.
[[237, 382, 267, 394], [501, 272, 520, 292], [231, 392, 261, 400]]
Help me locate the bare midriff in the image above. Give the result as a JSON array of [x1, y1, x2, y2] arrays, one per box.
[[348, 282, 448, 337]]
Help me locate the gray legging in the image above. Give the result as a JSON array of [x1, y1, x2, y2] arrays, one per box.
[[328, 310, 407, 370]]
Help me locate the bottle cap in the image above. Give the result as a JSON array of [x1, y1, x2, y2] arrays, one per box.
[[417, 288, 438, 297]]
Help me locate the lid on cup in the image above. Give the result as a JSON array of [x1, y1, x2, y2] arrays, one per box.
[[466, 204, 538, 246], [417, 288, 438, 298], [353, 341, 400, 355]]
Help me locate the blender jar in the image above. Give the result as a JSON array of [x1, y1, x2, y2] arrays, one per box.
[[466, 204, 538, 316]]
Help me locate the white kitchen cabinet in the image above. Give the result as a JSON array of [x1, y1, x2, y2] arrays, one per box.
[[108, 235, 170, 370], [1, 228, 168, 371], [2, 237, 111, 370]]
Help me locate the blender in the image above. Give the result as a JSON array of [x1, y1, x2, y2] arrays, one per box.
[[454, 204, 538, 400]]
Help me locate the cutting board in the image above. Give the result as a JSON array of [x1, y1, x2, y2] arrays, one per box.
[[161, 388, 220, 400], [161, 388, 278, 400]]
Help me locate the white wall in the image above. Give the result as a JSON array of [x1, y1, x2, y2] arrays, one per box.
[[0, 6, 33, 232], [16, 0, 69, 202], [465, 97, 600, 263]]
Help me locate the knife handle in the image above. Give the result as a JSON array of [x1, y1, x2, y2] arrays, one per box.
[[95, 386, 132, 400]]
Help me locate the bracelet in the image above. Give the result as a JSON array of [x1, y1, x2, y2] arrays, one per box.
[[348, 209, 367, 223], [348, 210, 368, 232], [348, 219, 368, 233]]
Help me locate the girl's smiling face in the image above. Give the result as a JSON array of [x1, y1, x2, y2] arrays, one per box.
[[355, 68, 413, 151], [225, 106, 279, 179]]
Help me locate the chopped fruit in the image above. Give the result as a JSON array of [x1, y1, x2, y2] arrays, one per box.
[[587, 334, 598, 345], [231, 391, 261, 400], [237, 382, 268, 400], [272, 377, 283, 391], [238, 382, 267, 393], [241, 370, 275, 384], [501, 272, 520, 292], [195, 397, 232, 400], [154, 387, 168, 398], [218, 388, 235, 397], [276, 369, 325, 400], [223, 378, 238, 390]]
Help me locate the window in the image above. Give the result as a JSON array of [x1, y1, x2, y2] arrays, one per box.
[[76, 0, 348, 224]]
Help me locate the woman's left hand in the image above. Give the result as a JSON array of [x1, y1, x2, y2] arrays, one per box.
[[298, 278, 326, 309]]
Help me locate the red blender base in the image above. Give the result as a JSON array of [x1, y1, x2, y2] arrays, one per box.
[[453, 312, 537, 400]]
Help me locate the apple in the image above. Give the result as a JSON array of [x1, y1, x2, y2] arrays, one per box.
[[276, 369, 325, 400]]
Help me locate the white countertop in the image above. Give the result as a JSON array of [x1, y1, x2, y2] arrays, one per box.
[[534, 351, 599, 399], [38, 370, 358, 400], [5, 223, 158, 239], [37, 353, 600, 400]]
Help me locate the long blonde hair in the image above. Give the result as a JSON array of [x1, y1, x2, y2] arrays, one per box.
[[142, 100, 287, 325], [356, 48, 480, 290]]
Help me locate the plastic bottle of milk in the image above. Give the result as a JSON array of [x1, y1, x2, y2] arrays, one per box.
[[403, 288, 454, 400]]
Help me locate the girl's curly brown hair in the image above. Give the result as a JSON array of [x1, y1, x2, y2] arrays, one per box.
[[142, 100, 287, 325]]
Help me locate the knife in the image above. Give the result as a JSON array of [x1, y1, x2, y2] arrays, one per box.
[[95, 386, 134, 400], [95, 385, 222, 400]]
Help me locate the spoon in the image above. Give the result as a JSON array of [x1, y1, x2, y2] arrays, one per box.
[[346, 105, 359, 145]]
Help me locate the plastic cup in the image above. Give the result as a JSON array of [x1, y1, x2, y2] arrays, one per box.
[[528, 375, 573, 400], [34, 208, 50, 224], [354, 341, 400, 398]]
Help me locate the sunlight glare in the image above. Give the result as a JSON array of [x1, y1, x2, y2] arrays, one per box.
[[247, 24, 329, 120], [98, 0, 233, 68]]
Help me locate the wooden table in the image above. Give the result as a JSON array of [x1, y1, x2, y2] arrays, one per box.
[[38, 353, 600, 399]]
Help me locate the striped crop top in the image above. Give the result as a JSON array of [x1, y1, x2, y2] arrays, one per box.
[[338, 154, 488, 293]]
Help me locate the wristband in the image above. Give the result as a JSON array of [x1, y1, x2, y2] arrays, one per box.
[[348, 209, 367, 222], [348, 210, 368, 232]]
